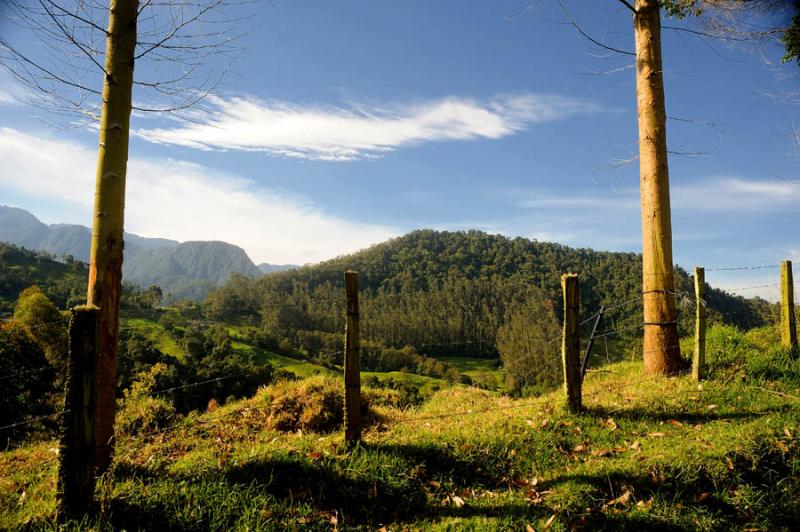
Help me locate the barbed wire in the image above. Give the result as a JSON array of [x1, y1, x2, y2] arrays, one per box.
[[0, 410, 70, 433], [704, 265, 780, 272], [0, 317, 70, 330], [725, 283, 781, 292], [0, 363, 64, 382], [148, 373, 245, 397]]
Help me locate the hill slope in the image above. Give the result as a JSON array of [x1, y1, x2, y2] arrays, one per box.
[[2, 325, 798, 530], [210, 230, 774, 359]]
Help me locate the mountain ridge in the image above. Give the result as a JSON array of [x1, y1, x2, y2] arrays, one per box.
[[0, 205, 281, 301]]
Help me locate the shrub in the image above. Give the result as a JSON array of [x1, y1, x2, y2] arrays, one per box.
[[116, 363, 177, 436], [254, 376, 373, 434]]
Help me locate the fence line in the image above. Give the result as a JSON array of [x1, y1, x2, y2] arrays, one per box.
[[704, 265, 780, 272], [0, 410, 70, 433], [0, 363, 65, 381]]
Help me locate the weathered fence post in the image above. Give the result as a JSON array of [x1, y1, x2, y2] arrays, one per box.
[[561, 273, 581, 413], [58, 306, 99, 521], [344, 271, 361, 445], [781, 260, 798, 349], [692, 267, 706, 381]]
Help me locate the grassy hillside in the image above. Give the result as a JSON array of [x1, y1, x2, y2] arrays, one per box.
[[2, 325, 798, 530]]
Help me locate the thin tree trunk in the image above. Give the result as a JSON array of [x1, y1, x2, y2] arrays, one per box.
[[634, 0, 682, 375], [88, 0, 138, 472]]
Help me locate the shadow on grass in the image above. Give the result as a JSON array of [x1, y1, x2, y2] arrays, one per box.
[[18, 425, 799, 530], [583, 402, 796, 424]]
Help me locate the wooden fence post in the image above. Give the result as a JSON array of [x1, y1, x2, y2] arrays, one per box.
[[58, 306, 99, 521], [561, 273, 581, 413], [781, 260, 798, 349], [692, 267, 706, 381], [344, 271, 361, 445]]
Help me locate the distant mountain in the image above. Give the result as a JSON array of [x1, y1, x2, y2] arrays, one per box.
[[0, 206, 265, 301], [126, 241, 262, 301], [257, 263, 299, 274]]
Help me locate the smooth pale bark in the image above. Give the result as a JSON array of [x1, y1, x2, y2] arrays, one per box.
[[634, 0, 682, 375], [87, 0, 138, 472]]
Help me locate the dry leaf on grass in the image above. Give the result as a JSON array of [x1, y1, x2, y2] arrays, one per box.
[[604, 490, 632, 508], [695, 492, 712, 503]]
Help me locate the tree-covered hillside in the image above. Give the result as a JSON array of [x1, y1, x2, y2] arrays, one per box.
[[124, 241, 262, 302], [207, 230, 775, 362], [0, 243, 87, 314]]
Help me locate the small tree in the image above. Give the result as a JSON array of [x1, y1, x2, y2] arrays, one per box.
[[497, 293, 561, 395], [0, 323, 55, 447], [1, 0, 247, 471], [13, 286, 68, 366]]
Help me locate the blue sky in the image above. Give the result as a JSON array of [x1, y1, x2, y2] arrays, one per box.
[[0, 0, 798, 298]]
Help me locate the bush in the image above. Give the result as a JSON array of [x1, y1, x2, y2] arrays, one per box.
[[116, 364, 177, 436], [0, 323, 56, 447], [260, 377, 344, 433], [254, 376, 373, 433]]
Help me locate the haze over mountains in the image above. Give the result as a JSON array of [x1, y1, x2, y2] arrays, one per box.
[[0, 205, 296, 301]]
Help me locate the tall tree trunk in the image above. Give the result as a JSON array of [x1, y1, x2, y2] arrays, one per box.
[[88, 0, 138, 472], [634, 0, 682, 375]]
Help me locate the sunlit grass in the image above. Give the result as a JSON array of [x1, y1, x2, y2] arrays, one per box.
[[1, 325, 798, 530]]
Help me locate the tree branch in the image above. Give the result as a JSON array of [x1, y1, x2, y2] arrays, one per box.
[[617, 0, 637, 14], [556, 0, 635, 56]]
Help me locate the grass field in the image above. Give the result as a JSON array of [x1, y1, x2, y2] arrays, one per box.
[[121, 317, 184, 359], [1, 325, 798, 530], [439, 356, 504, 390]]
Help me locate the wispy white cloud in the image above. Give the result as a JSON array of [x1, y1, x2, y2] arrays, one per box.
[[0, 127, 398, 264], [513, 176, 800, 213], [0, 72, 23, 105], [134, 93, 600, 161], [516, 192, 639, 211], [671, 177, 800, 211]]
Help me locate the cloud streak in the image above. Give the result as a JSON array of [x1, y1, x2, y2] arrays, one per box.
[[134, 93, 599, 161], [0, 127, 398, 264], [513, 177, 800, 213]]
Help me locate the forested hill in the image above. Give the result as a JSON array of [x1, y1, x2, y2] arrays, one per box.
[[0, 243, 87, 313], [207, 230, 774, 358]]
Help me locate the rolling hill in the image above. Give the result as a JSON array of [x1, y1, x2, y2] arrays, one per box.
[[209, 229, 776, 360]]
